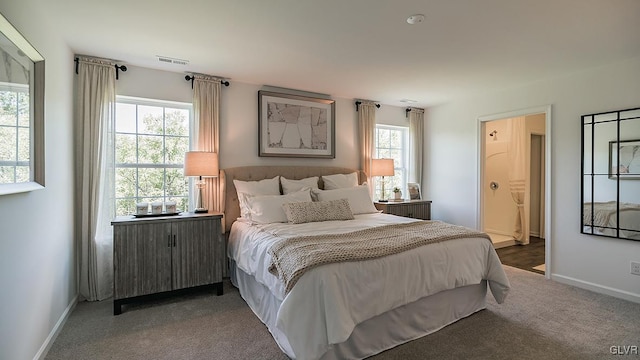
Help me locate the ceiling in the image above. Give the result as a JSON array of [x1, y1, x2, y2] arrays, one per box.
[[26, 0, 640, 107]]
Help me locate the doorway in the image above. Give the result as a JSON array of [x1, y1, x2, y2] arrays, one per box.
[[478, 107, 551, 277]]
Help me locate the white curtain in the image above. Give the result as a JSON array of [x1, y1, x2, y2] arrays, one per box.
[[75, 56, 116, 301], [408, 107, 424, 185], [358, 101, 377, 186], [507, 116, 528, 244], [192, 74, 224, 228]]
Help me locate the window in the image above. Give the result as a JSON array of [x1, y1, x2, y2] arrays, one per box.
[[114, 97, 192, 216], [374, 124, 409, 200], [0, 83, 29, 184]]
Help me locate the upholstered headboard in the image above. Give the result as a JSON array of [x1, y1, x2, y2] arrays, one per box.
[[220, 166, 366, 231]]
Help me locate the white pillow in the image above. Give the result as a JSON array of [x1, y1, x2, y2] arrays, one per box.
[[281, 176, 319, 194], [313, 184, 378, 215], [233, 176, 280, 219], [322, 172, 358, 190], [244, 189, 312, 224]]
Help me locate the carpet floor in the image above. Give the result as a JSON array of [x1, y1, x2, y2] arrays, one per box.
[[45, 266, 640, 360]]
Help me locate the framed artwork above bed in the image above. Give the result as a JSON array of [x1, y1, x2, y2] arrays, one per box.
[[258, 90, 335, 158]]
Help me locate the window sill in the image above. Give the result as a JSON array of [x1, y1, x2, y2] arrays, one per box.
[[0, 182, 45, 196]]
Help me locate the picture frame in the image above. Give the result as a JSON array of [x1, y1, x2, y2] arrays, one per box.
[[258, 90, 335, 158], [407, 182, 421, 200], [608, 139, 640, 180]]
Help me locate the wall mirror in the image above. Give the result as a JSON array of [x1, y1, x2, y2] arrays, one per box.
[[0, 12, 45, 195], [581, 107, 640, 241]]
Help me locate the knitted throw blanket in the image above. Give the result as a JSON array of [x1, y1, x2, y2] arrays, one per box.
[[268, 220, 491, 294]]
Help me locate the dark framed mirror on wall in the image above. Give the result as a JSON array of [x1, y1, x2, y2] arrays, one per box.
[[581, 107, 640, 241]]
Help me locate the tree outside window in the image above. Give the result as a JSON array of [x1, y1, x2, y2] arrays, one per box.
[[114, 97, 192, 216], [0, 84, 29, 184]]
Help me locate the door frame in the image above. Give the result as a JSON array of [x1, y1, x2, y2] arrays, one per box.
[[529, 133, 545, 238], [477, 105, 552, 279]]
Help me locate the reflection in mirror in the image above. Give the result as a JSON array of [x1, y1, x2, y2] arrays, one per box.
[[0, 12, 44, 195], [582, 107, 640, 241]]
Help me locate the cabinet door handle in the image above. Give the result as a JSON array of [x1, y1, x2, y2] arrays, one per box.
[[168, 234, 171, 248], [173, 234, 176, 247]]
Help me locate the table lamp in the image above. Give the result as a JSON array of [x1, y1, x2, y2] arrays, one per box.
[[184, 151, 219, 213], [371, 158, 395, 202]]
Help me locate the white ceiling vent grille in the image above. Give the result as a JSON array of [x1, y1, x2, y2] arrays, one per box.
[[156, 56, 189, 66]]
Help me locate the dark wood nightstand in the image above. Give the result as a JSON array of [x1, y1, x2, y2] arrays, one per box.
[[111, 212, 224, 315], [374, 200, 432, 220]]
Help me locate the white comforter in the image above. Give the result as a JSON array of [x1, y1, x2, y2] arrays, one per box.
[[228, 213, 510, 360]]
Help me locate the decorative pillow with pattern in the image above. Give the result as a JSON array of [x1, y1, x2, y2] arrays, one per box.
[[282, 198, 355, 224]]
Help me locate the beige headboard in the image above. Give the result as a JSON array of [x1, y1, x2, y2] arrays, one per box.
[[220, 166, 366, 231]]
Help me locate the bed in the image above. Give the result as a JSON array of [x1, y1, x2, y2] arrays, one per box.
[[221, 166, 510, 360], [582, 201, 640, 239]]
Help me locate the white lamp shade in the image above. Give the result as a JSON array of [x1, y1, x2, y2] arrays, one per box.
[[370, 158, 394, 177], [184, 151, 219, 177]]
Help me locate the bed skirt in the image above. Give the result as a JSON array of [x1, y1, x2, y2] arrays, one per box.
[[230, 260, 488, 360]]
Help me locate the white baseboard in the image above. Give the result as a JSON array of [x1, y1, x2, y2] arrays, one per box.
[[33, 295, 78, 360], [551, 274, 640, 304]]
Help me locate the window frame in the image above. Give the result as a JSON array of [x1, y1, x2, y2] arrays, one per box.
[[113, 96, 193, 216]]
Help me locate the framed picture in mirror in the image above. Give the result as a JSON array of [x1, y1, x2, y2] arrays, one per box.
[[608, 139, 640, 180]]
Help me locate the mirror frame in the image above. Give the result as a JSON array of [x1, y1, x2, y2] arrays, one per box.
[[581, 106, 640, 241], [0, 12, 45, 195]]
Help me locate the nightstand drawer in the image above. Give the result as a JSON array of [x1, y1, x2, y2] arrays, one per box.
[[375, 200, 431, 220]]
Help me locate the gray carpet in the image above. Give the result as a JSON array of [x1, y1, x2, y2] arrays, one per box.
[[45, 266, 640, 360]]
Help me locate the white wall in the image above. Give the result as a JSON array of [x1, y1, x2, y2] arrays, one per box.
[[118, 65, 407, 170], [0, 3, 76, 360], [376, 105, 409, 128], [426, 56, 640, 302]]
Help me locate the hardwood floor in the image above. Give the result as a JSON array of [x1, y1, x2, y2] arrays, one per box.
[[495, 236, 545, 275]]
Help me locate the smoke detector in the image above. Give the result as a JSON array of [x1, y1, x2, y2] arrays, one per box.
[[406, 14, 425, 25]]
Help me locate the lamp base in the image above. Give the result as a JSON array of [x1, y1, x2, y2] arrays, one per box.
[[193, 181, 208, 214]]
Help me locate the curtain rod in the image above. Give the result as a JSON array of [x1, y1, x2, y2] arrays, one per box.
[[74, 57, 127, 80], [405, 107, 425, 117], [355, 101, 381, 112], [185, 75, 230, 89]]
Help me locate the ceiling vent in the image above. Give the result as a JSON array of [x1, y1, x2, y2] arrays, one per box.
[[156, 55, 189, 66]]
